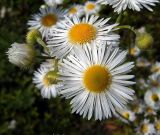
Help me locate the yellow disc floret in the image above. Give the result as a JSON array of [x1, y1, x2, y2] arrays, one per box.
[[122, 112, 130, 120], [86, 3, 95, 10], [152, 93, 159, 102], [140, 124, 149, 134], [41, 14, 57, 27], [155, 121, 160, 131], [83, 65, 111, 93], [68, 23, 97, 45], [69, 7, 77, 14], [43, 71, 59, 86]]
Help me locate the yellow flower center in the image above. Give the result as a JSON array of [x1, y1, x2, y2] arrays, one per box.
[[68, 23, 97, 45], [86, 3, 95, 10], [83, 65, 112, 93], [151, 67, 160, 73], [140, 124, 149, 134], [156, 121, 160, 130], [130, 48, 137, 55], [122, 112, 130, 119], [146, 107, 154, 114], [41, 14, 57, 27], [152, 93, 159, 102], [69, 7, 77, 14], [151, 81, 159, 87], [43, 71, 58, 86]]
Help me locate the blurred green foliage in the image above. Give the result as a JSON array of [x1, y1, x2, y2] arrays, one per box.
[[0, 0, 160, 135]]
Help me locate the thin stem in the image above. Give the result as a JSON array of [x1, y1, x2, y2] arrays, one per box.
[[36, 37, 50, 53], [54, 59, 59, 72], [116, 13, 123, 23], [116, 25, 137, 35]]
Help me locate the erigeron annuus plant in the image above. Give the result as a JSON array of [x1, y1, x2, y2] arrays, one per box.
[[6, 0, 160, 132]]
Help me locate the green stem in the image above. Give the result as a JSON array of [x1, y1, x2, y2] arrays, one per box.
[[36, 37, 50, 53], [54, 59, 59, 72], [116, 13, 123, 23], [116, 25, 137, 35]]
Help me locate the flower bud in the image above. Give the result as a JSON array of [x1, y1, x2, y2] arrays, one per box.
[[136, 33, 153, 50], [26, 29, 41, 45], [7, 42, 36, 68]]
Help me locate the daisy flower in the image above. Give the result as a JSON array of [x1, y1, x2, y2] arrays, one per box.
[[47, 15, 119, 58], [136, 78, 148, 90], [132, 101, 144, 114], [97, 0, 159, 14], [33, 63, 60, 99], [155, 119, 160, 135], [84, 1, 100, 15], [130, 46, 140, 57], [6, 42, 35, 68], [144, 89, 160, 109], [28, 6, 66, 38], [67, 5, 84, 18], [144, 106, 157, 116], [44, 0, 64, 6], [151, 62, 160, 74], [116, 109, 136, 123], [136, 119, 155, 135], [136, 57, 151, 67], [59, 42, 135, 120], [148, 73, 160, 88]]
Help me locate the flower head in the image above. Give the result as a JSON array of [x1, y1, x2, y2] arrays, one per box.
[[97, 0, 159, 13], [67, 5, 84, 17], [28, 6, 66, 38], [136, 119, 155, 135], [84, 1, 100, 15], [59, 42, 135, 120], [44, 0, 64, 6], [144, 89, 160, 109], [47, 15, 119, 58], [33, 62, 60, 99]]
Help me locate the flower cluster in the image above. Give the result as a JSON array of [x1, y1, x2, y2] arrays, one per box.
[[6, 0, 160, 131]]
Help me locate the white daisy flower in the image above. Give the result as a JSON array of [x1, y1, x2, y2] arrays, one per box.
[[6, 42, 35, 68], [33, 63, 60, 99], [144, 106, 157, 116], [151, 62, 160, 74], [136, 119, 155, 135], [132, 101, 144, 114], [44, 0, 64, 6], [155, 119, 160, 135], [130, 46, 140, 57], [28, 6, 66, 38], [144, 89, 160, 109], [97, 0, 159, 13], [59, 42, 135, 120], [47, 15, 119, 58], [67, 5, 84, 18], [148, 73, 160, 88], [116, 109, 136, 123], [137, 78, 148, 90], [136, 57, 151, 67], [84, 1, 100, 15]]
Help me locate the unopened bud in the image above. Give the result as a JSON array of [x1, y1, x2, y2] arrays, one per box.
[[26, 29, 41, 45], [7, 42, 36, 68], [136, 33, 153, 50]]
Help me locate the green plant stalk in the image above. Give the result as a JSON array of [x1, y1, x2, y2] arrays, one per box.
[[116, 25, 137, 35], [36, 37, 50, 54]]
